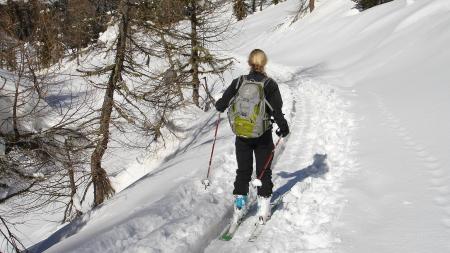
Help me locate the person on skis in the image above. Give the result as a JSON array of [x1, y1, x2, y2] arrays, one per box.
[[215, 49, 290, 224]]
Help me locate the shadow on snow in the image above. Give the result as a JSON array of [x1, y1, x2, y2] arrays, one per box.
[[272, 153, 329, 201]]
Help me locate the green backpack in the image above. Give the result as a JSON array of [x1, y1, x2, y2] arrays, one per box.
[[227, 75, 273, 138]]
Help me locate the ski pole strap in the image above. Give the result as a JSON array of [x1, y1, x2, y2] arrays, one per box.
[[257, 137, 282, 180], [206, 113, 221, 179]]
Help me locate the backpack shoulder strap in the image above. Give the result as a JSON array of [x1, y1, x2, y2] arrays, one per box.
[[262, 77, 270, 86], [228, 75, 246, 107], [261, 77, 274, 111], [235, 75, 246, 90]]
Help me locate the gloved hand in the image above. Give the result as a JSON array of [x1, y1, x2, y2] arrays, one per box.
[[275, 123, 289, 137], [215, 100, 226, 113]]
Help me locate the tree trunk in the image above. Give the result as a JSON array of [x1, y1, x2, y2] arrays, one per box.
[[12, 80, 20, 142], [160, 33, 184, 101], [65, 139, 82, 219], [252, 0, 256, 12], [309, 0, 315, 12], [190, 0, 200, 107], [233, 0, 247, 20], [90, 0, 129, 207], [12, 53, 24, 142]]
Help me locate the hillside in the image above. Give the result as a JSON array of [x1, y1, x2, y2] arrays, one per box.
[[24, 0, 450, 252]]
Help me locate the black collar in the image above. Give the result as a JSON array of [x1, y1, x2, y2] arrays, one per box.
[[249, 70, 265, 76]]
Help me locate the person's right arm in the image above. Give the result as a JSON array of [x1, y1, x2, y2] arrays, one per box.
[[215, 77, 241, 112]]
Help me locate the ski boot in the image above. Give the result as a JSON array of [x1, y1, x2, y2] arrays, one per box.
[[257, 195, 271, 225], [232, 195, 248, 223]]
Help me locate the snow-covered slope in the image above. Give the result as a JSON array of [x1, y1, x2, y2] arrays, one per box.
[[29, 0, 450, 252]]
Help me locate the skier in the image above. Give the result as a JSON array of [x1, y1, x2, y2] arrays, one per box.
[[215, 49, 289, 224]]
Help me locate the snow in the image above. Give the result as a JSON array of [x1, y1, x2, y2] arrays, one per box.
[[5, 0, 449, 252], [205, 73, 356, 253]]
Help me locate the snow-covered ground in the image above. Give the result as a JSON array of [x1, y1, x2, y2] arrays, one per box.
[[21, 0, 450, 252]]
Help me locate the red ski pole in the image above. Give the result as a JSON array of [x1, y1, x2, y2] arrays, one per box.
[[252, 137, 282, 187], [202, 113, 221, 189]]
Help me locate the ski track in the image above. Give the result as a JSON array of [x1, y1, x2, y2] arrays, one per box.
[[204, 72, 357, 253], [374, 94, 450, 230]]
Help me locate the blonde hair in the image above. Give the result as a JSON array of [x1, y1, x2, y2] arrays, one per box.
[[248, 49, 267, 74]]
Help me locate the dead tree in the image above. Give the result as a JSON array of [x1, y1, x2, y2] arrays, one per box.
[[187, 0, 201, 107], [82, 0, 191, 206], [183, 0, 233, 109], [88, 0, 131, 207]]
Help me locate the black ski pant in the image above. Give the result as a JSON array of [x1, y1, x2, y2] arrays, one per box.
[[233, 130, 274, 197]]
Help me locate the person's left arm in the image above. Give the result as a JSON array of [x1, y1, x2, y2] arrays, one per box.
[[265, 78, 290, 136]]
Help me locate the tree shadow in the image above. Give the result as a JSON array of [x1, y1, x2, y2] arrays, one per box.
[[27, 215, 88, 253], [162, 113, 222, 162], [272, 153, 329, 201], [121, 112, 224, 192]]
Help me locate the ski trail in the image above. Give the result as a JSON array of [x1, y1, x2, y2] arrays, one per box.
[[205, 72, 357, 253], [335, 92, 450, 253], [374, 94, 450, 230]]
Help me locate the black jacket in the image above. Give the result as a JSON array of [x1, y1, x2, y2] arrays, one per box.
[[215, 70, 288, 132]]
